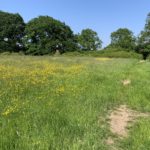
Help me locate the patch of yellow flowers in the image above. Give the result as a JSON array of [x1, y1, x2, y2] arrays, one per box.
[[65, 64, 84, 74], [56, 86, 65, 95], [0, 62, 84, 81], [0, 61, 85, 116], [2, 105, 17, 116], [95, 57, 111, 61]]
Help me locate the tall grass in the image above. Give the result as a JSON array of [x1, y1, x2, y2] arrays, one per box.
[[0, 56, 150, 150]]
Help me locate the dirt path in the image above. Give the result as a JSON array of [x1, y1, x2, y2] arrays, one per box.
[[109, 105, 149, 137], [110, 105, 132, 137], [106, 105, 150, 149]]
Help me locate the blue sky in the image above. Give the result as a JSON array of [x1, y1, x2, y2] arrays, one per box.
[[0, 0, 150, 47]]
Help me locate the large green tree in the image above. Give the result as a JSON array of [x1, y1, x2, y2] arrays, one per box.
[[77, 29, 102, 51], [24, 16, 77, 55], [137, 13, 150, 59], [0, 11, 25, 52], [110, 28, 136, 50]]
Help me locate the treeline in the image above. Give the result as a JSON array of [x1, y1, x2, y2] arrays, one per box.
[[0, 11, 102, 55], [0, 11, 150, 59]]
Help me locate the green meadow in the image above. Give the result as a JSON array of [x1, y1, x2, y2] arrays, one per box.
[[0, 56, 150, 150]]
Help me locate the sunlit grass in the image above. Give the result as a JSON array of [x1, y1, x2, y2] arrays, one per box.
[[0, 56, 150, 150]]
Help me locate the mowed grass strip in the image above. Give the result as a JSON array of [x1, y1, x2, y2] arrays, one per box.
[[0, 56, 150, 150]]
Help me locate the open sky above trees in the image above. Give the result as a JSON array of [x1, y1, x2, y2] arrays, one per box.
[[1, 0, 150, 47]]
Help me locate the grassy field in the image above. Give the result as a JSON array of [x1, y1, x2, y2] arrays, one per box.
[[0, 56, 150, 150]]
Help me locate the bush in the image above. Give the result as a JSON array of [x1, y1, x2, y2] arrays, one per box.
[[62, 48, 142, 59]]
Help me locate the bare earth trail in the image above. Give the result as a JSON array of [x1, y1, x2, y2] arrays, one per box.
[[109, 105, 150, 137], [106, 105, 150, 149]]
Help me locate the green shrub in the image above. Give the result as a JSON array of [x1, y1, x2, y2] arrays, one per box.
[[63, 49, 142, 59]]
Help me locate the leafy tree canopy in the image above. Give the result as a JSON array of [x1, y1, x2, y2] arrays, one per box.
[[137, 13, 150, 59], [24, 16, 77, 55], [110, 28, 136, 50], [77, 29, 102, 51], [0, 11, 25, 52]]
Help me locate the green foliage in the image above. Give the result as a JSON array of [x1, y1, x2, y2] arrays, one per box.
[[99, 48, 141, 58], [120, 119, 150, 150], [24, 16, 77, 55], [137, 13, 150, 59], [110, 28, 136, 50], [1, 10, 150, 58], [63, 48, 141, 59], [77, 29, 102, 51], [0, 11, 25, 52]]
